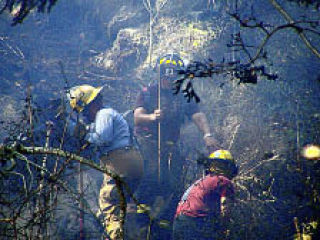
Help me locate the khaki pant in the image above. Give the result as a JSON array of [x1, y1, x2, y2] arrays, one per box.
[[99, 147, 143, 240]]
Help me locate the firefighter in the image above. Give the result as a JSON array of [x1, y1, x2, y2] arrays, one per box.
[[173, 149, 238, 240], [134, 53, 220, 238], [68, 85, 143, 240]]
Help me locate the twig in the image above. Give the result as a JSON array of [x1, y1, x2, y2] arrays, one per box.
[[8, 171, 27, 197], [228, 124, 240, 150], [26, 85, 34, 142], [294, 217, 303, 240], [240, 154, 280, 176], [37, 121, 53, 238], [248, 23, 310, 63], [269, 0, 320, 59], [0, 37, 25, 60], [82, 70, 123, 81], [230, 8, 320, 63], [1, 144, 135, 238], [40, 121, 53, 192]]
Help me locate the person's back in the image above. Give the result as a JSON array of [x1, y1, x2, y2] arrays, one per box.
[[173, 150, 238, 240], [86, 107, 131, 153], [175, 174, 233, 218]]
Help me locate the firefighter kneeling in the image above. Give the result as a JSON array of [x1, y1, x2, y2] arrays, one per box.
[[173, 150, 238, 240]]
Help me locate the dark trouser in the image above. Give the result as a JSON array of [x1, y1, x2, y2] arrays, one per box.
[[173, 214, 220, 240], [134, 137, 185, 239]]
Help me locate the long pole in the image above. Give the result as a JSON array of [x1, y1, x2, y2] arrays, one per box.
[[79, 1, 86, 238], [79, 161, 84, 239], [158, 63, 161, 183], [76, 114, 84, 240], [295, 99, 301, 170]]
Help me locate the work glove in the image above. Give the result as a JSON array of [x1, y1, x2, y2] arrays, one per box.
[[68, 112, 89, 140], [73, 120, 88, 139]]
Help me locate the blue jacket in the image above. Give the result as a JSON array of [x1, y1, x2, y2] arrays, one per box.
[[85, 107, 131, 155], [69, 106, 131, 159]]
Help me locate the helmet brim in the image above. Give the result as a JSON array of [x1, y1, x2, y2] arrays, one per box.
[[86, 86, 103, 106], [68, 85, 103, 113]]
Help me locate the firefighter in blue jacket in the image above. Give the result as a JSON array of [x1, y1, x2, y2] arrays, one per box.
[[68, 85, 143, 240]]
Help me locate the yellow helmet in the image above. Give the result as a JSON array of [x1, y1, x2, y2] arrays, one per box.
[[159, 53, 184, 68], [208, 150, 238, 178], [67, 85, 103, 112], [209, 149, 234, 162], [157, 53, 185, 77]]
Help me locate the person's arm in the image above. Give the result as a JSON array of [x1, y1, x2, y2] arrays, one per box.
[[219, 178, 235, 239], [191, 112, 220, 151], [219, 195, 232, 239], [68, 113, 89, 140], [86, 109, 113, 146], [134, 107, 162, 125], [220, 196, 231, 218]]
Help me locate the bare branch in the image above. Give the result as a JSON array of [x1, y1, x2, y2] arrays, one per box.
[[239, 154, 281, 176], [228, 124, 240, 150], [269, 0, 320, 58], [1, 144, 149, 239]]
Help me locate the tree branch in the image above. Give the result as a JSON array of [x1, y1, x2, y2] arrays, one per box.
[[269, 0, 320, 58]]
